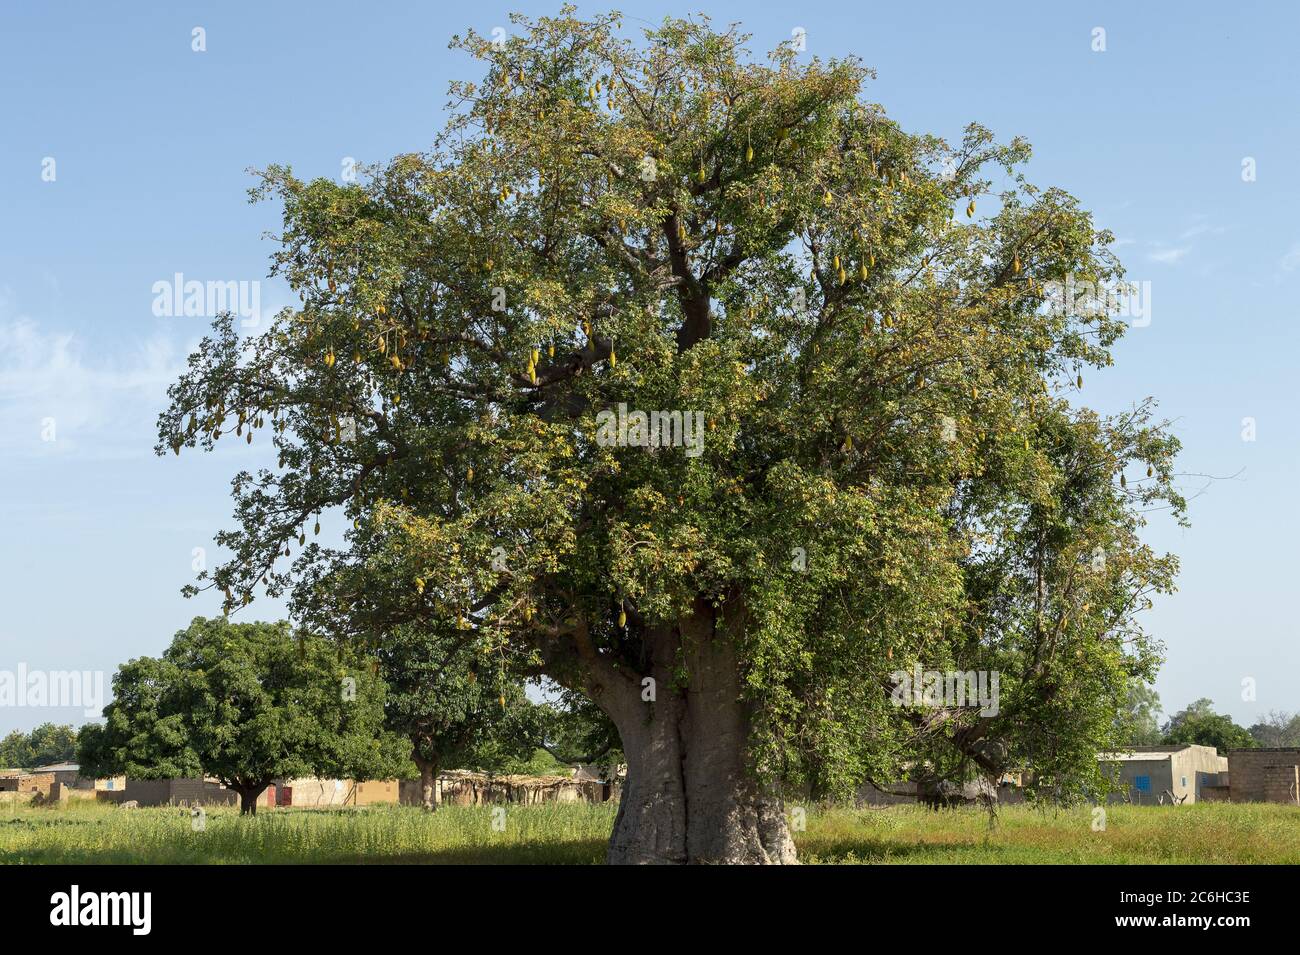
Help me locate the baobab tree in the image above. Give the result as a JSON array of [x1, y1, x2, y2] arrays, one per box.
[[158, 8, 1181, 862]]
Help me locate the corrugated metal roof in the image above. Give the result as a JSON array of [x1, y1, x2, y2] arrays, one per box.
[[1098, 748, 1185, 762]]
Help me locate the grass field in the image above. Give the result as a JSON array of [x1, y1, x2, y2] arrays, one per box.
[[1, 800, 1296, 864]]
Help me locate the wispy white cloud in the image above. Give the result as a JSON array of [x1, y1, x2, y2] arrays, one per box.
[[1140, 216, 1231, 267], [1178, 222, 1227, 242], [1280, 243, 1300, 273], [1148, 246, 1190, 265], [0, 315, 188, 459]]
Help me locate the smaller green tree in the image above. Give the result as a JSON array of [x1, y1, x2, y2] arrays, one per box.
[[1249, 710, 1300, 747], [377, 624, 540, 810], [32, 723, 79, 765], [0, 730, 33, 769], [78, 617, 408, 813], [0, 723, 79, 769], [1118, 682, 1164, 747], [537, 690, 621, 779], [1162, 698, 1257, 754]]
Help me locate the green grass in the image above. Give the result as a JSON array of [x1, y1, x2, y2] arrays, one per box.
[[1, 800, 1296, 864], [799, 803, 1300, 864], [0, 801, 614, 864]]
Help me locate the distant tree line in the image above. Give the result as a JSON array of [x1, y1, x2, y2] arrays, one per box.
[[74, 617, 609, 813], [0, 722, 80, 769], [1122, 684, 1296, 752]]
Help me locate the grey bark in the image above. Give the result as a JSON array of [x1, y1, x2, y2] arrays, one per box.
[[594, 599, 797, 865], [414, 755, 439, 812]]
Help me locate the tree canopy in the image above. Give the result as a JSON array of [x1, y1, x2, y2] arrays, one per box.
[[158, 8, 1183, 861], [1248, 710, 1300, 748], [377, 622, 541, 808], [78, 617, 408, 812], [0, 723, 79, 769], [1162, 698, 1256, 754], [1117, 681, 1164, 747]]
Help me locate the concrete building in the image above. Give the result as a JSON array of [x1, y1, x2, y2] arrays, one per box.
[[94, 776, 398, 809], [274, 777, 354, 807], [1098, 745, 1228, 804], [1226, 748, 1300, 805], [102, 778, 239, 807], [271, 778, 400, 807]]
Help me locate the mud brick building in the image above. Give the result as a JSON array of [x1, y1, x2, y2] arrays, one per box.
[[1226, 748, 1300, 805], [100, 778, 239, 807]]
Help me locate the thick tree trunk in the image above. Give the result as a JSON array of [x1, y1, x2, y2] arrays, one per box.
[[235, 784, 266, 816], [414, 755, 439, 812], [596, 601, 797, 865], [607, 705, 795, 864]]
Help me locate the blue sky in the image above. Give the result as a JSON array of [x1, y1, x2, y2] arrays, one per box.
[[2, 1, 1296, 734]]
